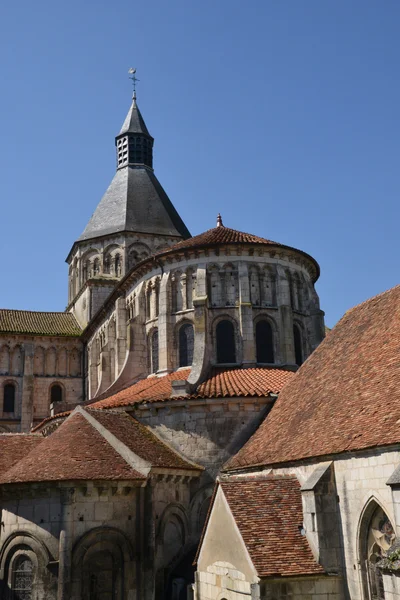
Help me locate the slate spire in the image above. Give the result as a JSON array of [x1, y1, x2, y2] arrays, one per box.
[[76, 95, 190, 242]]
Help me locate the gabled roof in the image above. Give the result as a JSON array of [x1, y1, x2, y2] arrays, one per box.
[[89, 367, 294, 410], [118, 98, 152, 137], [77, 167, 190, 241], [0, 410, 144, 484], [2, 407, 201, 485], [0, 434, 43, 474], [227, 284, 400, 470], [0, 310, 81, 337], [85, 409, 202, 472], [206, 475, 324, 577]]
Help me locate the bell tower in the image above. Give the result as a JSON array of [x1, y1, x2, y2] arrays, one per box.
[[66, 78, 190, 328]]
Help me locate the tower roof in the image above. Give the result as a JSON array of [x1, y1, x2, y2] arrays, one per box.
[[118, 96, 152, 137], [78, 167, 190, 241], [74, 96, 190, 244]]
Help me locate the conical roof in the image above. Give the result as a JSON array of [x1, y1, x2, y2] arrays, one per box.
[[78, 167, 190, 240], [118, 97, 152, 137]]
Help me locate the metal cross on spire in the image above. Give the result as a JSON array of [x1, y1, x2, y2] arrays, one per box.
[[128, 68, 140, 99]]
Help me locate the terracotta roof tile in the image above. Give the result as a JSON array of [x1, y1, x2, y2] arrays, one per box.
[[89, 367, 294, 410], [0, 434, 43, 475], [220, 475, 324, 577], [0, 309, 82, 337], [86, 409, 202, 471], [159, 226, 281, 252], [0, 412, 144, 484], [228, 284, 400, 470]]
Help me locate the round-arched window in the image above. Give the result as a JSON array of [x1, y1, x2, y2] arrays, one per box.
[[256, 320, 274, 363], [50, 384, 63, 404], [216, 320, 236, 364], [12, 555, 34, 599], [179, 324, 194, 367], [151, 330, 159, 373], [293, 324, 303, 366], [3, 383, 16, 413]]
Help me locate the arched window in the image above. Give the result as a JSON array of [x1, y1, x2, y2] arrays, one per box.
[[51, 384, 63, 404], [3, 383, 15, 413], [256, 320, 274, 363], [12, 555, 34, 599], [360, 502, 395, 600], [293, 324, 303, 366], [179, 324, 194, 367], [151, 330, 159, 373], [216, 320, 236, 364]]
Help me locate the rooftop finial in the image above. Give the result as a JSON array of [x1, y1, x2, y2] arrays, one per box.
[[128, 67, 140, 101], [216, 213, 223, 227]]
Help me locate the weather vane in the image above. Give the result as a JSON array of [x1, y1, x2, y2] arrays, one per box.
[[128, 68, 139, 97]]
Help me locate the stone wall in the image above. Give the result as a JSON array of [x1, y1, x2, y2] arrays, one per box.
[[0, 336, 83, 432], [86, 246, 324, 400]]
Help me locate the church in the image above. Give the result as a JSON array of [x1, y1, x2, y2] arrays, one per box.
[[0, 88, 398, 600]]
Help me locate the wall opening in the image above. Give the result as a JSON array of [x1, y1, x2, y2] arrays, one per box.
[[256, 320, 274, 363], [216, 320, 236, 364], [3, 383, 15, 413], [179, 324, 194, 367], [293, 324, 303, 366]]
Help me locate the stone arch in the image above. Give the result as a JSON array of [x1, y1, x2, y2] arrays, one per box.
[[11, 345, 23, 376], [358, 497, 396, 600], [81, 248, 100, 281], [71, 526, 134, 600], [33, 346, 45, 376], [57, 347, 67, 376], [221, 262, 239, 306], [148, 327, 159, 374], [69, 348, 81, 377], [261, 265, 277, 306], [103, 243, 120, 274], [127, 242, 151, 270], [254, 314, 278, 364], [189, 485, 214, 538], [293, 320, 306, 366], [49, 381, 64, 405], [157, 503, 189, 569], [176, 320, 195, 368], [213, 315, 239, 365], [45, 347, 57, 376], [0, 345, 10, 375], [208, 264, 222, 307], [249, 264, 261, 306], [2, 379, 17, 414], [0, 531, 54, 599]]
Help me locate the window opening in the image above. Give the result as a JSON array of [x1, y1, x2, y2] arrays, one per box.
[[151, 330, 159, 373], [256, 320, 274, 363], [216, 320, 236, 364], [12, 555, 34, 600], [293, 324, 303, 366], [51, 384, 63, 404], [3, 383, 15, 413], [179, 324, 194, 367]]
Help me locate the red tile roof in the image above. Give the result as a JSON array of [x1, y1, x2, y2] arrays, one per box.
[[86, 409, 202, 472], [0, 434, 43, 474], [228, 285, 400, 470], [0, 412, 145, 484], [154, 226, 320, 282], [159, 226, 281, 252], [0, 309, 82, 337], [219, 475, 324, 577], [89, 367, 294, 410]]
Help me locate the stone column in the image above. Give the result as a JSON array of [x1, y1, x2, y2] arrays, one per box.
[[238, 262, 256, 365], [158, 272, 173, 374], [276, 265, 295, 365], [188, 265, 210, 388], [115, 297, 128, 376], [20, 343, 33, 432]]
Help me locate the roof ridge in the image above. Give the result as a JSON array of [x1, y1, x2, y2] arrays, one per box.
[[76, 407, 151, 476], [0, 308, 76, 315], [342, 283, 400, 318]]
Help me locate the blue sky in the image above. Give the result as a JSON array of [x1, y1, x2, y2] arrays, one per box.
[[0, 1, 399, 327]]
